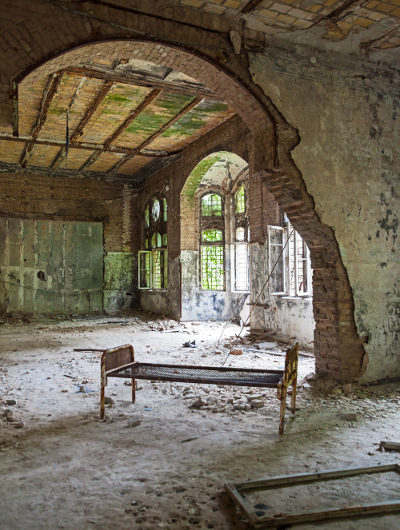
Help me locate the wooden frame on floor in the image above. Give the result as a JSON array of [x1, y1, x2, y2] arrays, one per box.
[[225, 464, 400, 528]]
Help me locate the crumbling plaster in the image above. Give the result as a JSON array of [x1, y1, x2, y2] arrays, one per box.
[[250, 242, 315, 347], [249, 48, 400, 382]]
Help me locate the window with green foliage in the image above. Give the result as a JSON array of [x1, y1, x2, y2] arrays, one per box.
[[234, 184, 249, 291], [202, 194, 222, 217], [139, 195, 168, 289], [200, 192, 224, 290]]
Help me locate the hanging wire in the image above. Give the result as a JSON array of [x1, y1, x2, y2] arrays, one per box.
[[221, 228, 294, 366], [65, 109, 69, 169]]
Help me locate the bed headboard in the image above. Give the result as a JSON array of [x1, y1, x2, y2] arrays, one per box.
[[102, 344, 134, 374]]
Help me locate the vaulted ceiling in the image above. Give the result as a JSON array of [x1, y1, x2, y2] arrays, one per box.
[[0, 58, 235, 183]]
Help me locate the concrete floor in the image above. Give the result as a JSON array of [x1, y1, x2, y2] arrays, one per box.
[[1, 313, 400, 529]]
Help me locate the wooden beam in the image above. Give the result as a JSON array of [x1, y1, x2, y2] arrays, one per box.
[[0, 135, 170, 158], [106, 155, 134, 174], [241, 0, 264, 14], [11, 81, 18, 137], [79, 151, 102, 172], [19, 72, 63, 167], [62, 66, 220, 100], [70, 81, 114, 143], [104, 88, 162, 148], [135, 96, 203, 151], [50, 147, 66, 170]]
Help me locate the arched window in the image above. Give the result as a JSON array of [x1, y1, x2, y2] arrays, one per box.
[[233, 184, 249, 291], [139, 195, 167, 289], [200, 192, 224, 290]]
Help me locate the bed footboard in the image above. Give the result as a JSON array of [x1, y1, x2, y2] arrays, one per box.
[[100, 344, 135, 419], [278, 341, 299, 435]]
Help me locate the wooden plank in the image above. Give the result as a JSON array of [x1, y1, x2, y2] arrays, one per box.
[[106, 154, 134, 174], [19, 72, 63, 167], [235, 464, 400, 492], [70, 81, 114, 143], [135, 96, 203, 151], [226, 464, 400, 528], [379, 441, 400, 452], [251, 501, 400, 528], [63, 66, 219, 100], [78, 151, 102, 172], [50, 147, 66, 170], [0, 135, 171, 159], [104, 88, 162, 147]]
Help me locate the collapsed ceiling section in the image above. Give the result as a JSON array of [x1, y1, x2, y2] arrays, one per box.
[[0, 58, 236, 184]]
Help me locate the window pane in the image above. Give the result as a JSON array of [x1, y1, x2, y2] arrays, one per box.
[[145, 238, 149, 249], [201, 246, 224, 290], [153, 250, 162, 289], [156, 232, 162, 247], [163, 234, 167, 246], [235, 243, 249, 291], [139, 252, 151, 288], [202, 194, 222, 216], [151, 234, 157, 248], [163, 198, 167, 221], [152, 199, 160, 221], [235, 185, 245, 213], [270, 227, 284, 293], [145, 205, 150, 227], [152, 249, 167, 289], [202, 229, 223, 242], [236, 227, 245, 242]]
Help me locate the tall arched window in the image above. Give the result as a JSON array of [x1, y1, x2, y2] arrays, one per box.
[[233, 184, 249, 291], [200, 192, 224, 290], [139, 195, 167, 289]]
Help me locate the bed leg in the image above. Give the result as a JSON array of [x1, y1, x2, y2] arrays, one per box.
[[291, 375, 297, 415], [100, 377, 105, 419], [132, 378, 136, 403], [279, 386, 287, 435]]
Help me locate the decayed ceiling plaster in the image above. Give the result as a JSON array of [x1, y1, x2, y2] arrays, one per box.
[[0, 58, 235, 183]]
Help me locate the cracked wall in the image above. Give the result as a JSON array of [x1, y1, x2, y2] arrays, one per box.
[[249, 46, 400, 382]]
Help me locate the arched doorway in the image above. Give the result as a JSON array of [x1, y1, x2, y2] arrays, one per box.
[[2, 29, 366, 381]]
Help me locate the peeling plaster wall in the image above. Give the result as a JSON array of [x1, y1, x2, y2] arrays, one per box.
[[140, 257, 181, 319], [249, 48, 400, 381], [103, 252, 136, 313], [250, 242, 315, 346], [180, 250, 247, 321]]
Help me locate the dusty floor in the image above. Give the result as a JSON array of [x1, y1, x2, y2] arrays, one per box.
[[1, 312, 400, 530]]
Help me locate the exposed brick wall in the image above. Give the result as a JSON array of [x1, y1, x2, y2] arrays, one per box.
[[0, 173, 135, 253]]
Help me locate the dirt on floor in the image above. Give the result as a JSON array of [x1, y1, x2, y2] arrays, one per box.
[[1, 312, 400, 530]]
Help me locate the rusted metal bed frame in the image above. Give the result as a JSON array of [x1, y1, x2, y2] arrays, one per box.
[[100, 341, 299, 434]]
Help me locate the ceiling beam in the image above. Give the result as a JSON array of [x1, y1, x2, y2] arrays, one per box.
[[134, 96, 203, 151], [70, 81, 114, 143], [104, 88, 162, 148], [19, 72, 63, 167], [106, 154, 134, 174], [50, 147, 66, 170], [0, 135, 172, 158], [62, 66, 220, 100], [79, 151, 102, 172], [11, 81, 18, 137], [241, 0, 264, 14]]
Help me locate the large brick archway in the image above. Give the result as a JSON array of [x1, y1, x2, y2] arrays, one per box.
[[0, 3, 366, 381]]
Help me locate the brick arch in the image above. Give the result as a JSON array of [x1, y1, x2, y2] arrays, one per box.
[[3, 16, 366, 380]]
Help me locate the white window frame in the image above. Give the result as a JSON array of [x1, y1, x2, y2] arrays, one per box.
[[138, 249, 168, 290], [268, 225, 286, 295]]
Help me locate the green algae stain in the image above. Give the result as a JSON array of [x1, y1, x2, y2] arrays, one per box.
[[183, 155, 222, 208]]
